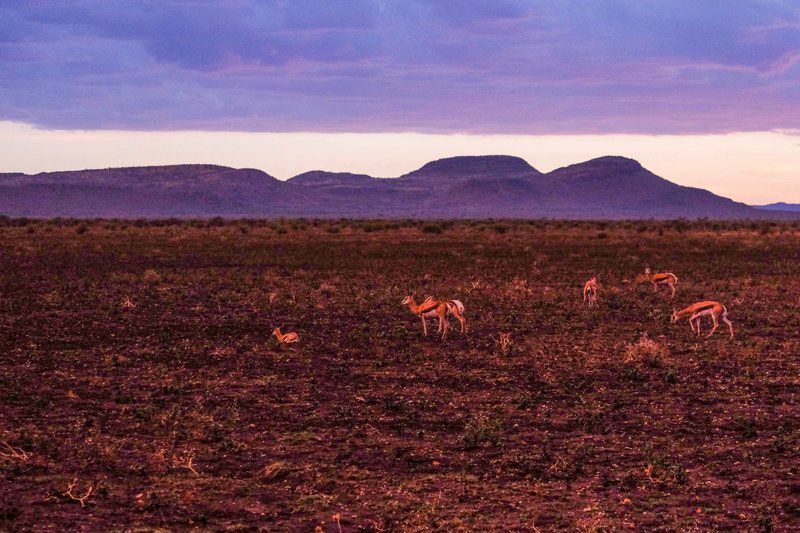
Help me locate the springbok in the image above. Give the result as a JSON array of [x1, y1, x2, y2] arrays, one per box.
[[272, 327, 300, 345], [582, 277, 599, 307], [637, 268, 678, 298], [670, 301, 734, 338], [401, 294, 467, 339]]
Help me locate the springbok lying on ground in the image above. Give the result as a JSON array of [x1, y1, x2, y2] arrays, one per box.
[[637, 268, 678, 298], [671, 301, 734, 338], [272, 327, 300, 345], [401, 294, 466, 339], [582, 277, 599, 307]]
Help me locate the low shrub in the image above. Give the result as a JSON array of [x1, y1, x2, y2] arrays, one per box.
[[644, 455, 688, 486], [624, 334, 668, 367], [461, 415, 503, 450], [422, 223, 444, 234]]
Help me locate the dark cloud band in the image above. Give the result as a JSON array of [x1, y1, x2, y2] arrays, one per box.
[[1, 0, 798, 133]]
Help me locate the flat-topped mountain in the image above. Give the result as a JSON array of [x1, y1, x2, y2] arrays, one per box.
[[288, 171, 379, 187], [0, 156, 792, 219], [0, 164, 310, 218], [0, 164, 262, 186], [399, 155, 541, 181]]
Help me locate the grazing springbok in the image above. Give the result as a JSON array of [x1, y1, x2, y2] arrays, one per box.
[[637, 268, 678, 298], [272, 327, 300, 345], [401, 294, 467, 339], [582, 277, 599, 307], [671, 301, 734, 338]]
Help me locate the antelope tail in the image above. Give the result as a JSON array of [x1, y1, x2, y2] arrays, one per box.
[[448, 300, 465, 315]]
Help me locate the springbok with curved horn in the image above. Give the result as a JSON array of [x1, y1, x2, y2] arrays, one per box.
[[272, 326, 300, 345], [636, 268, 678, 298], [582, 277, 599, 307], [401, 294, 467, 339], [670, 301, 734, 338]]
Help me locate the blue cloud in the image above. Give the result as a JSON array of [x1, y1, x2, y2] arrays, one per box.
[[0, 0, 798, 133]]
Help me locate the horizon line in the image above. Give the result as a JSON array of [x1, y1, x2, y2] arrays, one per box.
[[0, 122, 798, 205]]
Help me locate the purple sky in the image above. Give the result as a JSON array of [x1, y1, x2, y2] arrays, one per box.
[[1, 0, 799, 134]]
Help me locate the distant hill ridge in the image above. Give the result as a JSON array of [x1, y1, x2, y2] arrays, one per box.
[[399, 155, 541, 180], [289, 171, 379, 187], [755, 202, 800, 212], [0, 155, 794, 219]]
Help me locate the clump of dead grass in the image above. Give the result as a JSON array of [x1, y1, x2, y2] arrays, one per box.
[[262, 461, 293, 482], [624, 333, 668, 367], [142, 268, 162, 284]]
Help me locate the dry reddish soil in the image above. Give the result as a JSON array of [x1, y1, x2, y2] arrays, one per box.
[[1, 219, 799, 531]]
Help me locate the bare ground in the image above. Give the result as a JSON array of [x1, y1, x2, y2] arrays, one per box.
[[1, 219, 799, 531]]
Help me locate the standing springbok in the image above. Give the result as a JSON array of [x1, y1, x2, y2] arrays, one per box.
[[401, 294, 467, 339], [272, 326, 300, 345], [670, 301, 734, 338], [637, 268, 678, 298], [582, 277, 599, 307]]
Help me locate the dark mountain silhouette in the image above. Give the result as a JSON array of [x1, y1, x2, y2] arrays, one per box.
[[754, 202, 800, 212], [399, 155, 541, 182], [288, 171, 379, 187], [533, 156, 760, 218], [0, 164, 321, 217], [0, 156, 793, 219]]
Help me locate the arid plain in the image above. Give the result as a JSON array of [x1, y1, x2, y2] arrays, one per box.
[[1, 219, 799, 530]]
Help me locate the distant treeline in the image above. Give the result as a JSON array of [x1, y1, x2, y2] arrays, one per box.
[[0, 216, 797, 236]]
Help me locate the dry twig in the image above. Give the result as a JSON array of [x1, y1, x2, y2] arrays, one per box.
[[0, 441, 30, 463], [65, 479, 94, 507], [492, 332, 513, 355], [181, 454, 199, 475]]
